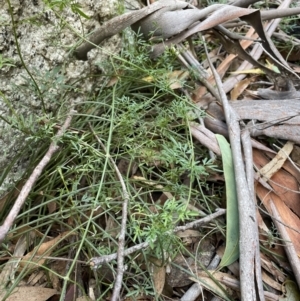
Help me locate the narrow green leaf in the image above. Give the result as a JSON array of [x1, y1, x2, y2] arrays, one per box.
[[216, 134, 239, 267], [71, 5, 91, 20], [75, 8, 91, 19]]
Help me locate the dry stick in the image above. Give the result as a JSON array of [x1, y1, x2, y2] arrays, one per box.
[[181, 283, 203, 301], [272, 32, 300, 46], [261, 7, 300, 21], [203, 38, 262, 301], [175, 46, 220, 158], [176, 43, 208, 78], [241, 131, 265, 301], [258, 207, 300, 235], [171, 46, 222, 155], [88, 124, 130, 301], [269, 200, 300, 288], [189, 124, 221, 156], [0, 107, 76, 244], [175, 44, 220, 101], [89, 209, 226, 269]]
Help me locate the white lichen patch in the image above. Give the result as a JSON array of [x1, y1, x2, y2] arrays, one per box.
[[0, 0, 121, 195]]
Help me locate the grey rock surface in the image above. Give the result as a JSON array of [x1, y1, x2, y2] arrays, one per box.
[[0, 0, 121, 194]]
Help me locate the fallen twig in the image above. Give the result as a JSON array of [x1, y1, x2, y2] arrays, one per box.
[[89, 209, 226, 269], [0, 105, 76, 244], [203, 37, 264, 300], [189, 123, 221, 156], [241, 130, 265, 301]]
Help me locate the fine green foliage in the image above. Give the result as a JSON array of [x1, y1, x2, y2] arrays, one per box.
[[0, 30, 223, 300], [45, 0, 89, 18], [3, 0, 300, 299]]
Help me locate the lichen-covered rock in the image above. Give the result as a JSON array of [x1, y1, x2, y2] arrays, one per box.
[[0, 0, 122, 194]]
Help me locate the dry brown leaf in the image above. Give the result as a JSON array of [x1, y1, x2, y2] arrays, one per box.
[[230, 68, 265, 75], [0, 232, 36, 289], [49, 260, 67, 290], [47, 201, 57, 214], [132, 176, 174, 205], [226, 262, 240, 278], [117, 158, 138, 175], [64, 284, 76, 301], [151, 261, 166, 296], [261, 271, 282, 291], [267, 168, 299, 214], [8, 225, 44, 244], [260, 254, 286, 283], [169, 70, 189, 89], [27, 270, 45, 286], [256, 184, 300, 255], [257, 210, 270, 234], [106, 76, 119, 87], [166, 254, 194, 288], [19, 231, 75, 271], [193, 27, 257, 102], [230, 77, 256, 100], [292, 66, 300, 73], [176, 229, 201, 238], [105, 214, 120, 238], [253, 147, 300, 255], [195, 6, 257, 33], [280, 159, 300, 184], [258, 141, 294, 182], [176, 229, 201, 245], [214, 27, 256, 77], [190, 271, 234, 299], [2, 286, 57, 301], [254, 149, 300, 218], [106, 70, 124, 87]]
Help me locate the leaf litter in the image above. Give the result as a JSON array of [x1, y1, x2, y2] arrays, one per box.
[[1, 0, 300, 300]]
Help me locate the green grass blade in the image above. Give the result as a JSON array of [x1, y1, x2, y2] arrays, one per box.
[[216, 134, 239, 267]]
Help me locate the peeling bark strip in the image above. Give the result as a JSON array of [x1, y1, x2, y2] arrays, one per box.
[[73, 0, 300, 61], [205, 99, 300, 144], [74, 0, 191, 60], [74, 1, 256, 60]]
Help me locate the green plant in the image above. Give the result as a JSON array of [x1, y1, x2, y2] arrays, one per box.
[[0, 24, 223, 301], [0, 54, 15, 69]]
